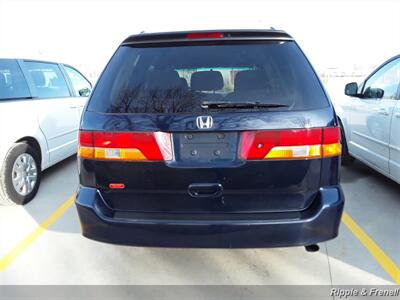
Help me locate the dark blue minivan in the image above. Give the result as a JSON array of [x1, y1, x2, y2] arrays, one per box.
[[76, 30, 344, 248]]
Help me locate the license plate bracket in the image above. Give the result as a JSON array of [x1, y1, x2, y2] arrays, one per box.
[[174, 132, 238, 163]]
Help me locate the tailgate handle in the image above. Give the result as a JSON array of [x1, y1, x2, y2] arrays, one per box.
[[188, 183, 223, 198]]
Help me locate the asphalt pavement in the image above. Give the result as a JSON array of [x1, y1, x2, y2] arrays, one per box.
[[0, 156, 398, 285]]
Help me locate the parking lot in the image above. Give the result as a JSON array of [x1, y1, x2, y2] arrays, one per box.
[[0, 156, 398, 285]]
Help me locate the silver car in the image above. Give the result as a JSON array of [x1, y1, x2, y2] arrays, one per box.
[[335, 55, 400, 183]]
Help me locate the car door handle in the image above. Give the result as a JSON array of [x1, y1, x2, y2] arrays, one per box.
[[395, 113, 400, 118], [69, 105, 79, 109], [373, 108, 389, 116]]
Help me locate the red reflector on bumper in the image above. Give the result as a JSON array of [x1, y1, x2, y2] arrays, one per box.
[[109, 183, 125, 189]]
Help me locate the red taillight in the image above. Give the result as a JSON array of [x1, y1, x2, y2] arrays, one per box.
[[78, 131, 93, 147], [239, 127, 341, 160], [323, 127, 340, 144], [322, 127, 342, 157], [186, 32, 224, 39], [78, 131, 172, 161]]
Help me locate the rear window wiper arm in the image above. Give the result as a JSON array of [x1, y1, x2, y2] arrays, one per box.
[[201, 101, 289, 109]]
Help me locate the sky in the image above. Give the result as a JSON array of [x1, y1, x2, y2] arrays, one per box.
[[0, 0, 399, 82]]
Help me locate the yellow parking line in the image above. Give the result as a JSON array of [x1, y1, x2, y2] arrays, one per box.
[[342, 211, 400, 284], [1, 195, 398, 284], [0, 195, 75, 271]]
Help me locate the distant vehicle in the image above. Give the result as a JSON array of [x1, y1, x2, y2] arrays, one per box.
[[0, 59, 92, 205], [76, 29, 344, 248], [336, 55, 400, 183]]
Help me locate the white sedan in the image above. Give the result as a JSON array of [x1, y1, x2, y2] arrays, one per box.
[[0, 59, 91, 205], [335, 55, 400, 184]]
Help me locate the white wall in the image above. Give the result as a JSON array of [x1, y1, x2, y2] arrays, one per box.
[[1, 0, 399, 84]]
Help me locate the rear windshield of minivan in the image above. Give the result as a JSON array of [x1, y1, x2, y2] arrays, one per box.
[[88, 41, 328, 113]]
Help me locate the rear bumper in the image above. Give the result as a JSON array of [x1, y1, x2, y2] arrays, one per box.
[[75, 186, 344, 248]]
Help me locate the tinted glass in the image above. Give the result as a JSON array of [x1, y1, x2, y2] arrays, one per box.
[[0, 59, 31, 100], [88, 42, 328, 113], [64, 66, 91, 96], [363, 58, 400, 100], [24, 61, 70, 98]]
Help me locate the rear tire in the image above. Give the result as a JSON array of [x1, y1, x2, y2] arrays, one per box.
[[339, 120, 354, 166], [0, 143, 41, 205]]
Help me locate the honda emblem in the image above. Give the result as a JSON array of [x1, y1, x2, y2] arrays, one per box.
[[196, 116, 213, 129]]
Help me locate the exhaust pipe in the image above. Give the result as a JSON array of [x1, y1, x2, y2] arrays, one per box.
[[305, 244, 320, 252]]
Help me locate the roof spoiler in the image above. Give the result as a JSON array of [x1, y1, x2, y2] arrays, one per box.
[[122, 29, 293, 45]]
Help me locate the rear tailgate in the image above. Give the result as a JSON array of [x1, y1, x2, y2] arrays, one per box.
[[79, 109, 337, 213], [80, 31, 338, 215]]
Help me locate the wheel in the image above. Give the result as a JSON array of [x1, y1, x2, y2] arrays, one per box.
[[0, 143, 41, 205], [338, 120, 354, 166]]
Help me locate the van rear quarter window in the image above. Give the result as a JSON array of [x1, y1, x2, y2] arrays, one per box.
[[0, 59, 31, 100], [88, 41, 328, 113], [24, 61, 71, 98]]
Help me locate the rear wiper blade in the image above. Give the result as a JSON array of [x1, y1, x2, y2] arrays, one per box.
[[201, 101, 288, 109]]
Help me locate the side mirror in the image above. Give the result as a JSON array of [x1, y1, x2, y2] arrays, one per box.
[[363, 87, 384, 99], [344, 82, 358, 97], [78, 87, 91, 97]]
